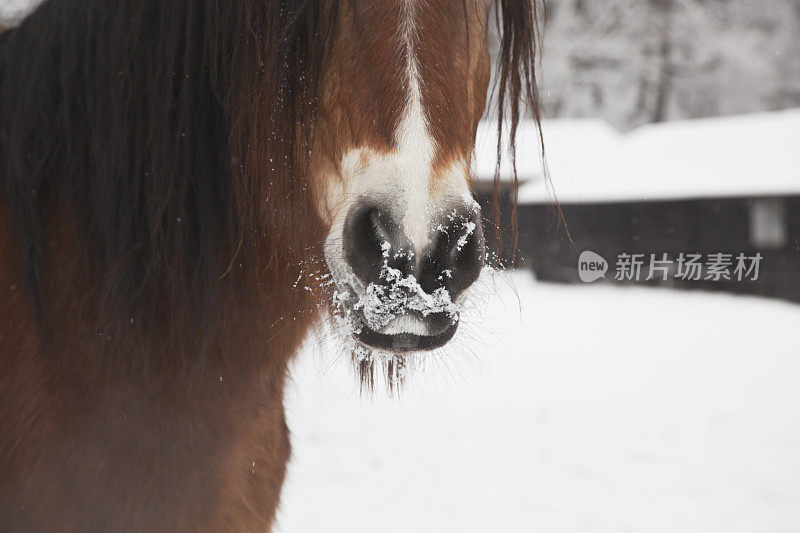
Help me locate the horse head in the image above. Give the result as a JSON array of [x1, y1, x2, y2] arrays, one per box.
[[308, 1, 537, 356]]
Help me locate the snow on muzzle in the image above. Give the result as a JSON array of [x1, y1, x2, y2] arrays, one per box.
[[332, 198, 484, 353]]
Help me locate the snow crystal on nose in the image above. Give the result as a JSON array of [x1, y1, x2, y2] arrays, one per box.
[[455, 221, 477, 252], [353, 263, 457, 332]]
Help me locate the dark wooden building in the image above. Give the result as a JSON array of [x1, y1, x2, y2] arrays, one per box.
[[473, 111, 800, 303]]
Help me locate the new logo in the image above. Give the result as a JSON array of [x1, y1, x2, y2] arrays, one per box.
[[578, 251, 608, 283]]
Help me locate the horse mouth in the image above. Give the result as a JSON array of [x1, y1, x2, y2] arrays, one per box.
[[331, 269, 462, 354], [353, 320, 459, 353]]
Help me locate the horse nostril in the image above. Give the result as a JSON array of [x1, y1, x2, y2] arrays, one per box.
[[342, 201, 483, 300], [418, 207, 485, 299], [342, 202, 412, 284]]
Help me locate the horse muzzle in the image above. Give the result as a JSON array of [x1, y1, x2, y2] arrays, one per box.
[[328, 197, 484, 353]]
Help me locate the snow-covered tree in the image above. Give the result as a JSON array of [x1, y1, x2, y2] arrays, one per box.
[[538, 0, 800, 129]]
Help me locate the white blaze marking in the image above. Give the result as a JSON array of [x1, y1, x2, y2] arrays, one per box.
[[322, 1, 478, 338], [397, 0, 434, 252]]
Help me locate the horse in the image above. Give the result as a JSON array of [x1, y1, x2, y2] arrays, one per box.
[[0, 0, 542, 530]]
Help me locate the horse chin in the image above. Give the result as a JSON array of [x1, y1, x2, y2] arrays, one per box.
[[353, 320, 459, 354]]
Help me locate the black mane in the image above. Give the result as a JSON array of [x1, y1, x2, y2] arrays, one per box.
[[1, 0, 337, 352]]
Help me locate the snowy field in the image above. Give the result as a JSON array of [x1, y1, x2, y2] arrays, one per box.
[[278, 273, 800, 532]]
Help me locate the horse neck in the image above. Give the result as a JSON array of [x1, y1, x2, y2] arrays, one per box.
[[0, 197, 315, 528], [0, 4, 323, 529]]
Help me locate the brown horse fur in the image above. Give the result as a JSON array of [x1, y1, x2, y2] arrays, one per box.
[[0, 0, 542, 530]]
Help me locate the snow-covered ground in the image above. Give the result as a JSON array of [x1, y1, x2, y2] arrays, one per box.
[[278, 273, 800, 532]]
